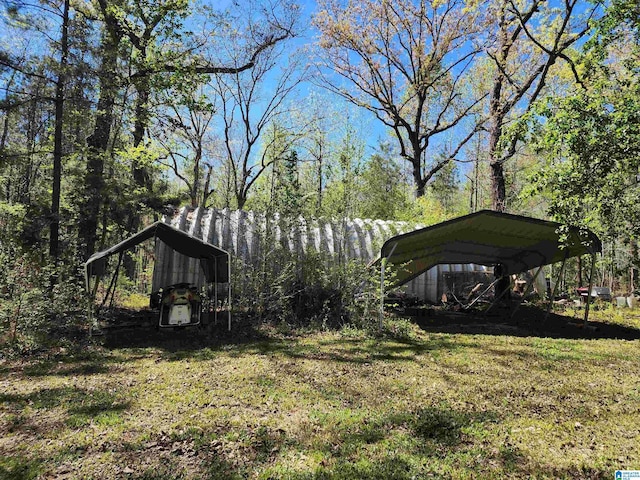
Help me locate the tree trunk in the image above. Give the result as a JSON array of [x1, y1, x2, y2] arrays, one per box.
[[237, 192, 247, 210], [577, 255, 583, 287], [316, 144, 323, 215], [409, 135, 426, 198], [192, 145, 202, 207], [412, 158, 426, 198], [132, 75, 152, 190], [80, 28, 120, 259], [124, 75, 153, 278], [201, 165, 213, 207], [490, 160, 507, 213], [488, 97, 507, 212], [50, 0, 70, 267]]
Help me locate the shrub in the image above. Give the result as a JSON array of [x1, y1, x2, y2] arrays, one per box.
[[0, 250, 88, 355]]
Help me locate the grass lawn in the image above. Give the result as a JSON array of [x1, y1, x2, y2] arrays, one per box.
[[1, 307, 639, 479]]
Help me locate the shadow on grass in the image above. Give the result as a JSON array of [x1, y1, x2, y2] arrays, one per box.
[[97, 313, 460, 365], [255, 402, 609, 480], [412, 305, 640, 340], [0, 385, 130, 432], [284, 457, 417, 480], [21, 361, 112, 377], [0, 455, 43, 480], [0, 344, 137, 378], [60, 304, 640, 372], [343, 405, 491, 453], [229, 335, 460, 364]]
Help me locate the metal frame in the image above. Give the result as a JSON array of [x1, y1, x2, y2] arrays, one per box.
[[583, 254, 596, 326], [545, 251, 569, 322], [464, 277, 500, 310], [85, 233, 232, 335], [379, 242, 398, 329], [207, 252, 231, 332], [482, 273, 514, 317]]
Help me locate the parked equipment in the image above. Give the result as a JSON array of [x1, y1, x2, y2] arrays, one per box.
[[158, 283, 202, 328]]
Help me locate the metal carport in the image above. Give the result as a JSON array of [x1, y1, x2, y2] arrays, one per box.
[[84, 222, 231, 331], [376, 210, 602, 325]]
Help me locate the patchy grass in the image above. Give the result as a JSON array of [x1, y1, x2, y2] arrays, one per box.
[[120, 293, 152, 311], [1, 310, 639, 479]]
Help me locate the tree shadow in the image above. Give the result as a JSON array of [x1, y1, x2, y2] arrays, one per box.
[[411, 305, 640, 340], [97, 312, 461, 365], [254, 401, 610, 479], [224, 334, 460, 365], [86, 303, 640, 369], [0, 386, 130, 434], [0, 455, 44, 480]]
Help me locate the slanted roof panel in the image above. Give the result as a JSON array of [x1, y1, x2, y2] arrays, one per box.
[[85, 222, 229, 284], [380, 210, 601, 288]]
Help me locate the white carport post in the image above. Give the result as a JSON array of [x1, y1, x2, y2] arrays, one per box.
[[227, 257, 232, 332], [214, 257, 218, 325], [379, 242, 398, 330], [545, 251, 569, 322], [583, 253, 597, 326]]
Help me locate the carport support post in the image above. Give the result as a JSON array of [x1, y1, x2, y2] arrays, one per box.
[[584, 254, 596, 326], [545, 251, 568, 322], [228, 259, 232, 332], [85, 264, 100, 337], [379, 257, 387, 330], [86, 274, 94, 337]]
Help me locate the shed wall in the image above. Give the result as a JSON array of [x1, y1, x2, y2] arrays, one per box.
[[152, 207, 487, 303]]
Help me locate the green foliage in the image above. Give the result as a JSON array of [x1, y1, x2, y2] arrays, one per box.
[[354, 149, 414, 221], [273, 150, 303, 217], [0, 239, 87, 354], [528, 6, 640, 241], [233, 242, 379, 331], [428, 159, 460, 213], [320, 125, 365, 219], [0, 455, 42, 480]]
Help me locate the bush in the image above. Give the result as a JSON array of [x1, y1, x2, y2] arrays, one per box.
[[231, 246, 380, 331], [0, 250, 88, 356]]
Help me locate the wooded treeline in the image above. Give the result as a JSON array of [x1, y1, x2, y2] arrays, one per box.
[[0, 0, 639, 342]]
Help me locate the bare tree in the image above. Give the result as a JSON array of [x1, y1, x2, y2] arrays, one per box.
[[152, 84, 218, 208], [483, 0, 602, 211], [314, 0, 486, 197], [94, 0, 299, 191], [211, 9, 305, 210]]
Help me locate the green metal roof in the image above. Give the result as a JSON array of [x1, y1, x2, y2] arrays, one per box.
[[379, 210, 601, 288]]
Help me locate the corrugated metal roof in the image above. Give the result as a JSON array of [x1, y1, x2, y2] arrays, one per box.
[[85, 222, 229, 286], [380, 210, 601, 287]]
